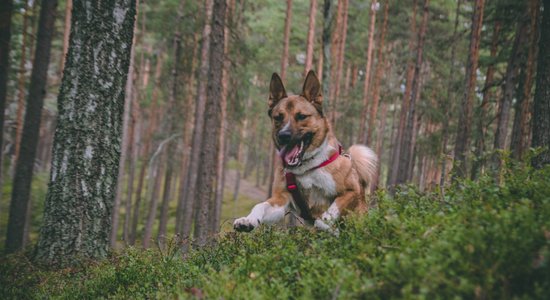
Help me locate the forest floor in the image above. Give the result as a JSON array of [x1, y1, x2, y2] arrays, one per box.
[[1, 163, 550, 299]]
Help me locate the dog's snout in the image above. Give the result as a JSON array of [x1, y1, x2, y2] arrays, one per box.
[[278, 130, 291, 145]]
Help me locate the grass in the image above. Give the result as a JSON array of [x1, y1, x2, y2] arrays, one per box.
[[1, 162, 550, 299]]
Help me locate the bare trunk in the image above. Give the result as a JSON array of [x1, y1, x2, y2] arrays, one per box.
[[366, 0, 389, 145], [471, 18, 499, 179], [531, 0, 550, 168], [453, 0, 485, 179], [322, 0, 336, 112], [181, 0, 213, 240], [142, 148, 166, 249], [358, 0, 378, 144], [6, 0, 58, 254], [194, 0, 226, 246], [395, 0, 429, 185], [305, 0, 317, 74], [511, 0, 540, 160], [388, 0, 417, 187], [330, 0, 348, 124]]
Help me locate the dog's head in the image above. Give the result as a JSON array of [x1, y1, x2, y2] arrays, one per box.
[[268, 71, 329, 167]]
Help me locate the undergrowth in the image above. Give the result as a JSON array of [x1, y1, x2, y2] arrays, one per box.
[[1, 163, 549, 299]]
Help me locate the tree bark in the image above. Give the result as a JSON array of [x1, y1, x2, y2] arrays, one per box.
[[5, 0, 58, 254], [453, 0, 485, 179], [304, 0, 317, 75], [281, 0, 292, 82], [142, 145, 166, 248], [180, 0, 213, 240], [471, 17, 500, 179], [322, 0, 336, 112], [34, 0, 135, 264], [130, 54, 162, 245], [531, 0, 550, 168], [395, 0, 429, 185], [0, 0, 13, 215], [330, 0, 348, 124], [388, 0, 417, 187], [511, 0, 540, 160], [367, 0, 389, 146], [13, 3, 30, 172], [358, 0, 378, 144], [493, 18, 528, 153], [193, 0, 226, 246]]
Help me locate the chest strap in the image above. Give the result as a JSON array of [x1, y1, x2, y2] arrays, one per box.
[[284, 145, 342, 223]]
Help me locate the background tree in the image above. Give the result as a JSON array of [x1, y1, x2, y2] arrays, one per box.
[[5, 0, 58, 254], [35, 0, 136, 265], [532, 0, 550, 168]]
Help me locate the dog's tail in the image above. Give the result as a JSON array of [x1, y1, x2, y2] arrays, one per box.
[[348, 145, 378, 190]]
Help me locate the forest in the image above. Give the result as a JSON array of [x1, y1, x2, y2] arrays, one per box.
[[1, 0, 550, 298]]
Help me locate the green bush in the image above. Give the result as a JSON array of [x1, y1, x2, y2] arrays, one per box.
[[1, 164, 549, 299]]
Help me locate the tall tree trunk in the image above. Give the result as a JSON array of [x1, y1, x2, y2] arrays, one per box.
[[322, 0, 336, 112], [34, 0, 135, 264], [471, 18, 500, 179], [395, 0, 429, 185], [0, 0, 13, 215], [13, 3, 30, 172], [304, 0, 317, 74], [493, 18, 528, 153], [452, 0, 485, 179], [181, 0, 213, 240], [213, 1, 232, 234], [388, 0, 417, 187], [158, 2, 184, 242], [123, 100, 138, 243], [511, 0, 540, 160], [358, 0, 378, 144], [142, 146, 166, 249], [531, 0, 550, 169], [130, 54, 162, 245], [5, 0, 58, 254], [281, 0, 292, 82], [194, 0, 226, 246], [441, 0, 462, 186], [367, 0, 389, 145], [330, 0, 348, 124], [176, 33, 199, 234]]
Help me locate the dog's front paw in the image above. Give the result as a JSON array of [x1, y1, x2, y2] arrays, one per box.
[[234, 217, 260, 232], [314, 219, 340, 236]]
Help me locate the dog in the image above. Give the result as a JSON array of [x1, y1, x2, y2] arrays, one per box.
[[234, 71, 378, 234]]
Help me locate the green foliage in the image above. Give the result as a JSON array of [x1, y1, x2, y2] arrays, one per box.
[[2, 164, 549, 299]]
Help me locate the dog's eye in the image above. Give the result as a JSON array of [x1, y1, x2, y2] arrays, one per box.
[[273, 114, 284, 122], [296, 113, 309, 121]]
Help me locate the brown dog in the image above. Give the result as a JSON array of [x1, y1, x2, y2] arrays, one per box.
[[234, 71, 377, 234]]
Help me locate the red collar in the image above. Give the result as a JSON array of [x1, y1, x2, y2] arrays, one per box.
[[283, 144, 342, 223]]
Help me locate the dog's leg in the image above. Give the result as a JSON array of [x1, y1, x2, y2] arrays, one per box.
[[314, 191, 358, 235], [234, 195, 289, 232]]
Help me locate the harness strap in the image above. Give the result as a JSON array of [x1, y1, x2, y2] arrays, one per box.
[[284, 145, 343, 223]]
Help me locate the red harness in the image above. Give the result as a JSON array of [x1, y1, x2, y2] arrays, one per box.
[[283, 145, 342, 223]]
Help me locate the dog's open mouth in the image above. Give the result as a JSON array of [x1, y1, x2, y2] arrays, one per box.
[[280, 134, 312, 167]]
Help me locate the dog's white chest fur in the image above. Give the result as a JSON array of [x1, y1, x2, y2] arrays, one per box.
[[296, 169, 337, 206]]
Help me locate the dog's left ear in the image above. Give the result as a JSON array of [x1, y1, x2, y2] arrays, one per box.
[[301, 70, 323, 115]]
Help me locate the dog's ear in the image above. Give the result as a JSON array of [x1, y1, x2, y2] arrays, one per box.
[[301, 70, 323, 115], [268, 73, 287, 116]]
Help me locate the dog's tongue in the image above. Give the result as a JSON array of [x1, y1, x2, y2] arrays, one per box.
[[284, 143, 302, 166]]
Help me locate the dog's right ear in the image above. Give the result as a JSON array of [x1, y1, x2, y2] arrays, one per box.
[[268, 73, 287, 116]]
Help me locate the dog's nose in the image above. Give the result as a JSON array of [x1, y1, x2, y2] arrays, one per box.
[[278, 130, 291, 145]]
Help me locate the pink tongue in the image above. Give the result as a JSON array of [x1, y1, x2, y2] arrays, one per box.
[[284, 144, 301, 165]]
